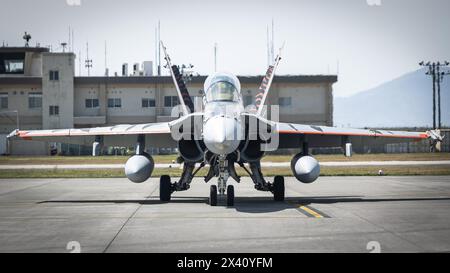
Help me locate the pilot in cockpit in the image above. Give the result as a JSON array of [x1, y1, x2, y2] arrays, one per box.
[[204, 73, 241, 103]]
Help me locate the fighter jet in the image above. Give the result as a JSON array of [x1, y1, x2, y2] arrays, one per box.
[[8, 42, 443, 206]]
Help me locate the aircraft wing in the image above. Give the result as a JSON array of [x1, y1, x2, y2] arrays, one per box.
[[8, 122, 177, 148], [275, 122, 441, 149]]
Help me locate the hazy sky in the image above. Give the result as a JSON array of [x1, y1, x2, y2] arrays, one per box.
[[1, 0, 449, 97]]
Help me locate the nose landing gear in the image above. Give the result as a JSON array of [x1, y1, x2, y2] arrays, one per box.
[[208, 155, 235, 207], [209, 185, 218, 206], [226, 185, 235, 207], [209, 184, 235, 207], [217, 155, 235, 207]]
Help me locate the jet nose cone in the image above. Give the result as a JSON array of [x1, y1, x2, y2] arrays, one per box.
[[216, 134, 226, 144], [213, 123, 227, 144], [203, 116, 242, 155]]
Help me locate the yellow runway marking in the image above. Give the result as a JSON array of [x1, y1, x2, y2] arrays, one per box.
[[299, 205, 324, 218]]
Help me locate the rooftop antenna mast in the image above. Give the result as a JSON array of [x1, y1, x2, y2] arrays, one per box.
[[271, 19, 275, 63], [68, 27, 71, 51], [267, 26, 270, 67], [79, 50, 82, 76], [158, 21, 161, 76], [214, 43, 218, 72], [266, 20, 275, 65], [85, 42, 93, 76], [104, 41, 108, 76], [155, 26, 158, 76]]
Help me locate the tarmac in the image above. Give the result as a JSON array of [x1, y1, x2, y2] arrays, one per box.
[[0, 176, 450, 253]]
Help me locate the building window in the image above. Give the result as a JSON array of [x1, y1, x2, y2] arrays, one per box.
[[4, 60, 24, 74], [279, 97, 292, 107], [0, 52, 25, 74], [49, 105, 59, 116], [164, 96, 179, 107], [142, 98, 156, 108], [0, 93, 8, 109], [28, 93, 42, 109], [49, 70, 59, 81], [85, 98, 99, 108], [108, 98, 122, 108]]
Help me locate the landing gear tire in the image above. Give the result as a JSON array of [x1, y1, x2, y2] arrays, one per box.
[[273, 176, 285, 202], [227, 185, 235, 207], [209, 185, 218, 206], [160, 175, 172, 202]]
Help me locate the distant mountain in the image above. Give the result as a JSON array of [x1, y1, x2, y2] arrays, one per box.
[[334, 68, 450, 128]]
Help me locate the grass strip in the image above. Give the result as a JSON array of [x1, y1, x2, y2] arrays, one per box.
[[1, 165, 449, 179]]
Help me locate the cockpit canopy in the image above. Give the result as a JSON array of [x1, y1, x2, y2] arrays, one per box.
[[204, 72, 241, 102]]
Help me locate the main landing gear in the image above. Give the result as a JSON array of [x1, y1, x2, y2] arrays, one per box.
[[272, 176, 285, 202], [159, 161, 197, 202], [160, 175, 172, 202], [159, 157, 285, 206], [239, 161, 285, 202]]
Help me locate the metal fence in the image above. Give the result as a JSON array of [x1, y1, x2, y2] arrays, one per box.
[[385, 130, 449, 153], [279, 129, 450, 155]]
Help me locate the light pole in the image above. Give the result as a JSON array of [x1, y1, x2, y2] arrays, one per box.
[[437, 65, 450, 129], [437, 64, 442, 129], [419, 61, 449, 129]]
